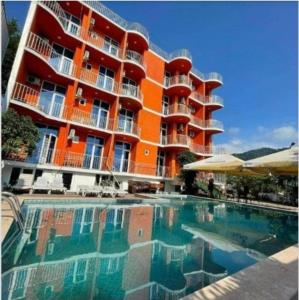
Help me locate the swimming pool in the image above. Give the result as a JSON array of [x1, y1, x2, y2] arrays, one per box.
[[2, 198, 298, 300]]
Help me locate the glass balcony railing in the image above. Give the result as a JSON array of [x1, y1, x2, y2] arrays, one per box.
[[165, 104, 189, 116], [115, 119, 140, 137], [164, 75, 192, 88], [166, 134, 188, 146], [120, 83, 143, 103], [125, 50, 146, 70], [169, 49, 192, 61]]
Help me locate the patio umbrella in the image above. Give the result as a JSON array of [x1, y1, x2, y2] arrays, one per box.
[[183, 154, 257, 176], [243, 146, 298, 175]]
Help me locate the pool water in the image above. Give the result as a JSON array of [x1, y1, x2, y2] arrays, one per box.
[[2, 198, 298, 300]]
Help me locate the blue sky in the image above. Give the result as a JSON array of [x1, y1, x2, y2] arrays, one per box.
[[5, 1, 298, 153]]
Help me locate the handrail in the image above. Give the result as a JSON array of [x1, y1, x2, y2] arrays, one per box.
[[1, 193, 24, 231]]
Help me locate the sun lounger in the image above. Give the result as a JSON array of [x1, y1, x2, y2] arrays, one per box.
[[12, 174, 33, 192], [30, 177, 51, 194], [115, 188, 127, 197], [79, 185, 102, 197], [50, 176, 67, 194], [102, 186, 116, 197]]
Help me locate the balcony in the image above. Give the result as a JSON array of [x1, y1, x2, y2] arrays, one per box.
[[10, 83, 67, 122], [164, 134, 189, 149], [124, 50, 146, 77], [205, 119, 224, 132], [63, 152, 107, 170], [205, 72, 223, 90], [68, 108, 114, 133], [120, 83, 143, 109], [156, 165, 171, 178], [82, 29, 123, 60], [115, 120, 141, 141], [189, 92, 223, 109], [127, 23, 149, 50], [190, 144, 226, 156], [78, 68, 119, 95], [164, 75, 192, 96], [164, 104, 190, 122], [189, 116, 205, 130], [168, 49, 192, 73], [39, 1, 82, 38], [26, 32, 75, 78]]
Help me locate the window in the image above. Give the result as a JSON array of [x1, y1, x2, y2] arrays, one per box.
[[138, 228, 143, 237], [103, 36, 119, 56], [162, 95, 169, 115]]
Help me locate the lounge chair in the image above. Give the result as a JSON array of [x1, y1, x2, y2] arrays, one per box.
[[78, 185, 102, 197], [12, 174, 33, 192], [50, 175, 67, 194], [30, 176, 51, 194], [102, 185, 116, 197], [115, 188, 127, 197]]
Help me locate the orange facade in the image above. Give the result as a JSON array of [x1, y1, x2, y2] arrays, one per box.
[[6, 0, 224, 188]]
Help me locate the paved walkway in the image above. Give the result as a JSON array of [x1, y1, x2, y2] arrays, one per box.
[[182, 245, 298, 300]]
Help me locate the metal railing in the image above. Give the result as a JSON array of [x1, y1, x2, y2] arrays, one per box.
[[125, 49, 146, 70], [166, 104, 189, 115], [115, 119, 140, 137], [189, 144, 226, 155], [26, 32, 74, 77], [63, 152, 107, 170], [190, 92, 224, 106], [165, 75, 192, 88], [191, 67, 205, 81], [120, 83, 143, 103], [127, 22, 149, 42], [206, 72, 223, 83], [166, 134, 188, 145], [11, 82, 40, 107], [169, 49, 192, 61], [205, 119, 224, 130], [189, 116, 205, 128]]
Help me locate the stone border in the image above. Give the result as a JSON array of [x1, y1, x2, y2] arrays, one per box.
[[182, 244, 298, 300]]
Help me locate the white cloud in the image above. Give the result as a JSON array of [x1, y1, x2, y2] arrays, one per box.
[[215, 125, 298, 154], [227, 127, 240, 135], [268, 126, 298, 141]]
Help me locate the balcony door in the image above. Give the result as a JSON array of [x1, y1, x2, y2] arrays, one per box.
[[162, 95, 169, 115], [122, 77, 137, 97], [39, 133, 57, 164], [92, 99, 109, 129], [39, 81, 65, 118], [103, 36, 119, 56], [160, 123, 167, 145], [118, 108, 134, 133], [113, 142, 131, 172], [50, 43, 74, 75], [156, 150, 166, 177], [64, 12, 81, 36], [97, 66, 114, 91], [83, 136, 104, 169]]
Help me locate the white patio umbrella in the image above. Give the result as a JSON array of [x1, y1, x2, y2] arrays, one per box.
[[183, 154, 257, 176], [244, 146, 298, 175]]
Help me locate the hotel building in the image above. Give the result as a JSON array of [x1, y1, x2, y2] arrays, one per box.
[[3, 1, 224, 192]]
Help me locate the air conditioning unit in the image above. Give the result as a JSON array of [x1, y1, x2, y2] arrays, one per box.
[[90, 18, 96, 27], [68, 129, 76, 139], [26, 75, 41, 86], [83, 50, 90, 61], [76, 87, 83, 97]]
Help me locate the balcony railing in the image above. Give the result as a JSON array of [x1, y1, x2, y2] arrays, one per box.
[[166, 134, 188, 146], [26, 32, 74, 77], [69, 108, 114, 131], [11, 83, 40, 107], [120, 83, 143, 103], [205, 119, 224, 131], [78, 68, 119, 94], [40, 1, 82, 38], [189, 144, 226, 155], [166, 104, 189, 116], [115, 120, 140, 137], [63, 152, 107, 170], [127, 22, 149, 42], [190, 92, 223, 106], [206, 72, 223, 83], [125, 50, 146, 70], [165, 75, 192, 88], [189, 116, 205, 128], [169, 49, 192, 61], [81, 29, 123, 59]]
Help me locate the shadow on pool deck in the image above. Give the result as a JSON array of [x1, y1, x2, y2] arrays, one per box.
[[182, 245, 298, 300]]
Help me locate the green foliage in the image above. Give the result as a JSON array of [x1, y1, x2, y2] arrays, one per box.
[[233, 147, 287, 161], [2, 109, 40, 157], [2, 19, 21, 94], [177, 151, 197, 194]]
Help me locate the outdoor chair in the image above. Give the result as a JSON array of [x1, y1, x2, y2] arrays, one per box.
[[30, 176, 51, 194]]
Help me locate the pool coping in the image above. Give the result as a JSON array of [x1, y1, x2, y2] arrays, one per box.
[[182, 244, 298, 300]]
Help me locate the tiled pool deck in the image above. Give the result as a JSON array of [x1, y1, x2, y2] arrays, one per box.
[[1, 194, 298, 299]]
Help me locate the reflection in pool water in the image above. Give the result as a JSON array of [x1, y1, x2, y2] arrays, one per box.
[[2, 200, 298, 300]]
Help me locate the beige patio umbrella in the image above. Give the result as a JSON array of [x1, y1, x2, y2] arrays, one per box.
[[183, 154, 257, 176], [243, 146, 298, 175]]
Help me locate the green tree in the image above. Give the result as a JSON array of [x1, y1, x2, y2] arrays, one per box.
[[2, 19, 21, 94], [177, 151, 197, 194], [2, 109, 40, 159]]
